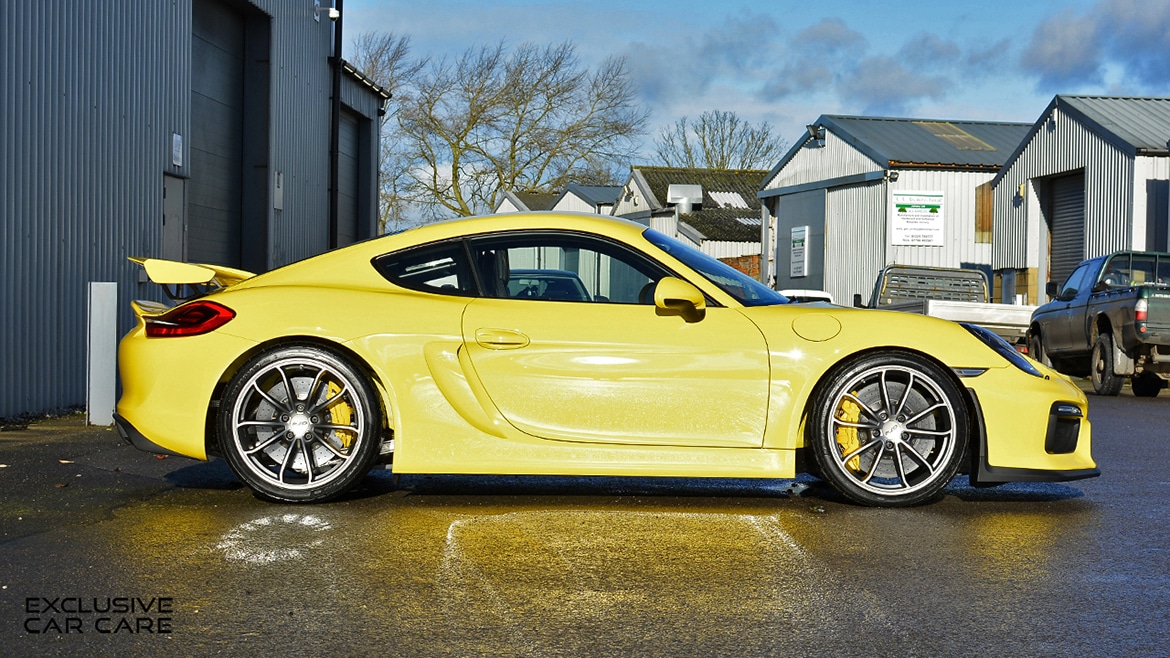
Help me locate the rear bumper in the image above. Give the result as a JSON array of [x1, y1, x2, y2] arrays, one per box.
[[113, 413, 185, 457]]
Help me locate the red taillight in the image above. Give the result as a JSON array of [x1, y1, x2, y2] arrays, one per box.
[[145, 301, 235, 338], [1136, 298, 1148, 323]]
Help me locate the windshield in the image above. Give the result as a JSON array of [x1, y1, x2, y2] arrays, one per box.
[[643, 229, 789, 307]]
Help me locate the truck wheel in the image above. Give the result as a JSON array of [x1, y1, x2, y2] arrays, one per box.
[[1131, 371, 1163, 398], [1091, 334, 1124, 396], [1027, 332, 1050, 368]]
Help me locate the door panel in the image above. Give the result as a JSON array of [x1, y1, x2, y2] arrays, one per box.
[[461, 299, 770, 447]]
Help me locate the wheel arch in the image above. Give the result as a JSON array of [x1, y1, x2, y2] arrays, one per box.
[[1091, 313, 1113, 342], [204, 335, 395, 458], [795, 345, 975, 460]]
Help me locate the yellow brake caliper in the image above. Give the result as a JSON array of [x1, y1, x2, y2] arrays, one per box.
[[326, 381, 355, 452], [835, 396, 862, 472]]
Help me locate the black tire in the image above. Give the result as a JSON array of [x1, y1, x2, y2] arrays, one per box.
[[808, 351, 968, 507], [1090, 334, 1124, 396], [1131, 371, 1163, 398], [1027, 331, 1051, 368], [219, 344, 383, 502]]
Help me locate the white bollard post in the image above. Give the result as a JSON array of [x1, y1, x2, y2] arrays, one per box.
[[87, 282, 118, 426]]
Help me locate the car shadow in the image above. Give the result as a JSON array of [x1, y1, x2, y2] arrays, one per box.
[[160, 462, 1087, 506]]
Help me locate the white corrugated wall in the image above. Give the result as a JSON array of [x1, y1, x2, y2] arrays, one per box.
[[1134, 155, 1170, 250], [765, 132, 883, 190], [887, 170, 995, 269], [992, 106, 1135, 272], [824, 180, 886, 305], [700, 242, 760, 259]]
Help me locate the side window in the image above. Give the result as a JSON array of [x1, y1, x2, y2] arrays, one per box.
[[469, 232, 667, 304], [373, 241, 474, 295], [1059, 263, 1091, 299]]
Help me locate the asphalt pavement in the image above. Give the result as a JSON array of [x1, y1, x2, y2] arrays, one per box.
[[0, 380, 1167, 657]]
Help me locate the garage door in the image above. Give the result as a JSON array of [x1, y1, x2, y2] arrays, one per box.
[[189, 0, 244, 267], [337, 111, 359, 247], [1049, 172, 1085, 285]]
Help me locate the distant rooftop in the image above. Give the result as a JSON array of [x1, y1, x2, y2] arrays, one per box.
[[630, 166, 765, 242]]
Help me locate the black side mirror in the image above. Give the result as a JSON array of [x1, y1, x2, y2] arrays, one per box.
[[1045, 281, 1059, 298]]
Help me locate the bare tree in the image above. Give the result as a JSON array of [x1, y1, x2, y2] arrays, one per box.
[[347, 32, 427, 232], [356, 39, 647, 220], [654, 110, 787, 171]]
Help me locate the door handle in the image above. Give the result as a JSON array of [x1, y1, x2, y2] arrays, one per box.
[[475, 328, 530, 350]]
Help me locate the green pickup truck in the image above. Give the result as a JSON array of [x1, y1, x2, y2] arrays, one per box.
[[1028, 251, 1170, 396]]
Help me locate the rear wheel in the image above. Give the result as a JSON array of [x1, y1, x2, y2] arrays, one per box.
[[1131, 371, 1163, 398], [219, 345, 382, 502], [1090, 334, 1124, 396], [808, 352, 968, 507]]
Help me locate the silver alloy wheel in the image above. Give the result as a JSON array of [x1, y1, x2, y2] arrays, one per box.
[[229, 355, 367, 491], [824, 364, 959, 497]]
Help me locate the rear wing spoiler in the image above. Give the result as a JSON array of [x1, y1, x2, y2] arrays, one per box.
[[129, 257, 255, 304]]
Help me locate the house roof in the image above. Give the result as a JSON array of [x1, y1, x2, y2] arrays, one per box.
[[990, 95, 1170, 188], [679, 209, 761, 242], [501, 190, 560, 211], [762, 114, 1031, 189], [564, 184, 622, 207], [630, 166, 766, 242]]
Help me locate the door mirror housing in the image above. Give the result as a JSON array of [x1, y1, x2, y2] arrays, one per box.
[[654, 277, 706, 322], [1045, 281, 1059, 299]]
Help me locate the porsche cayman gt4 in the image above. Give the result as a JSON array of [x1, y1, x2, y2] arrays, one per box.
[[115, 213, 1098, 507]]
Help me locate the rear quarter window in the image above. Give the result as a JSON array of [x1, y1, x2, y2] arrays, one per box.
[[373, 241, 474, 295]]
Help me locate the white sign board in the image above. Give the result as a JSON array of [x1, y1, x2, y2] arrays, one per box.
[[790, 226, 808, 277], [891, 191, 944, 246]]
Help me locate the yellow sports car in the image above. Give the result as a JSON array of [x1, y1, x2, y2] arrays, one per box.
[[115, 212, 1098, 507]]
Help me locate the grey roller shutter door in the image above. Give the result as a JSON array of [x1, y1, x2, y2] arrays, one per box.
[[1050, 172, 1085, 285], [189, 0, 244, 266], [337, 112, 359, 247]]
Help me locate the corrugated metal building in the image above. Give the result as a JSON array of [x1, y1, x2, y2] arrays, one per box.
[[758, 115, 1031, 305], [991, 96, 1170, 304], [1, 0, 389, 419]]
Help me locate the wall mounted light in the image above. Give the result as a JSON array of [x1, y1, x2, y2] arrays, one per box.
[[314, 0, 340, 21], [806, 124, 825, 148]]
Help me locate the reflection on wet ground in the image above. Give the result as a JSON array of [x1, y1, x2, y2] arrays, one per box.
[[3, 391, 1168, 656], [2, 466, 1128, 657]]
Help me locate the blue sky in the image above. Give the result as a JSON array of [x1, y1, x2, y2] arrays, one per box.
[[343, 0, 1170, 156]]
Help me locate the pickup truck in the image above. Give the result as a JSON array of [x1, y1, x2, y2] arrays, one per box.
[[1028, 251, 1170, 397], [862, 264, 1036, 347]]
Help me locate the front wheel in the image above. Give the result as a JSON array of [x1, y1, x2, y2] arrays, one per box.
[[1090, 334, 1124, 396], [808, 352, 968, 507], [219, 345, 383, 502]]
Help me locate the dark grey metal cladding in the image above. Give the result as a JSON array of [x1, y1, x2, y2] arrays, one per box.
[[2, 0, 387, 419], [337, 111, 359, 246], [190, 0, 246, 267]]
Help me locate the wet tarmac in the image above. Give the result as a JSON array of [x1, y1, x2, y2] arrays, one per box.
[[1, 385, 1167, 656]]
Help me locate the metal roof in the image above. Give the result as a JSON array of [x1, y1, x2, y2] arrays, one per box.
[[818, 115, 1032, 170], [989, 95, 1170, 188], [1055, 96, 1170, 155]]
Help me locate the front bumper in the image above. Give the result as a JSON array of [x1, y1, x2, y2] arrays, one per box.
[[966, 390, 1100, 486]]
